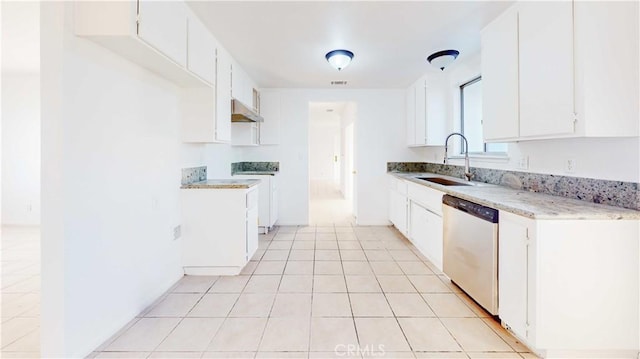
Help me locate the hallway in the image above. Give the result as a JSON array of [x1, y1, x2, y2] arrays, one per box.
[[309, 180, 355, 226]]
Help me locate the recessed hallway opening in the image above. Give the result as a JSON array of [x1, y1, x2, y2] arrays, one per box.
[[308, 102, 357, 226]]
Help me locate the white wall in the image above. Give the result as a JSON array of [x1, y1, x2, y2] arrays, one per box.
[[40, 3, 207, 357], [418, 53, 640, 183], [241, 89, 426, 225], [309, 109, 341, 181], [1, 74, 41, 225], [204, 143, 242, 179]]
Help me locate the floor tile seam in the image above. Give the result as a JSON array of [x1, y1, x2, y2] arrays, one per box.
[[149, 315, 189, 353], [369, 269, 415, 353], [452, 291, 489, 318]]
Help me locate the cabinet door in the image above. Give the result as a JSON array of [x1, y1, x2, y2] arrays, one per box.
[[389, 190, 399, 227], [259, 91, 281, 145], [231, 62, 249, 104], [180, 87, 216, 143], [186, 14, 215, 85], [409, 202, 429, 251], [270, 189, 278, 227], [137, 0, 187, 67], [414, 78, 428, 145], [216, 47, 232, 142], [397, 195, 408, 236], [519, 1, 575, 138], [425, 74, 447, 146], [246, 204, 259, 261], [499, 213, 530, 340], [481, 6, 519, 141], [423, 209, 443, 270], [406, 85, 416, 146]]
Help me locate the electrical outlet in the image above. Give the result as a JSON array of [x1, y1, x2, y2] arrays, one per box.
[[517, 156, 529, 170], [173, 225, 181, 240], [566, 159, 576, 173]]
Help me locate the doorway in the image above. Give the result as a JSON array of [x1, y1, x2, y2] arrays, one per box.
[[308, 101, 356, 225]]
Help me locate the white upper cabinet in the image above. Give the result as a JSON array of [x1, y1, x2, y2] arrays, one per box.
[[573, 1, 639, 137], [186, 12, 216, 85], [259, 90, 281, 145], [406, 85, 416, 145], [406, 73, 447, 147], [414, 77, 428, 145], [215, 47, 233, 142], [481, 0, 639, 142], [518, 1, 574, 138], [481, 6, 519, 141], [137, 0, 188, 68], [180, 45, 232, 143], [75, 1, 204, 86]]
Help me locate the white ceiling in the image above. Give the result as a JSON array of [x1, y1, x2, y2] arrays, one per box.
[[187, 1, 513, 89]]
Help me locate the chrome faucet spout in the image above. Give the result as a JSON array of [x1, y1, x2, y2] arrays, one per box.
[[443, 132, 473, 181]]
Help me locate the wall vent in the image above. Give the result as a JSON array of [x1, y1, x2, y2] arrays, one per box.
[[331, 80, 348, 85]]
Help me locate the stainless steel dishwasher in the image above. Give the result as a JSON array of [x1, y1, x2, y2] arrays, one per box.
[[442, 195, 499, 315]]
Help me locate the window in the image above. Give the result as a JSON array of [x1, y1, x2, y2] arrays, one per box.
[[460, 77, 507, 154]]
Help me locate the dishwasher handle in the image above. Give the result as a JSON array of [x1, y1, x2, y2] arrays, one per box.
[[443, 195, 499, 223]]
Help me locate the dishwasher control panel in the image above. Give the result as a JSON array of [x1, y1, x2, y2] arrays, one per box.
[[442, 195, 499, 223]]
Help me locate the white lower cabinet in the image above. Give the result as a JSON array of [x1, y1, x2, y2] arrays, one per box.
[[233, 174, 279, 233], [181, 186, 259, 275], [388, 177, 408, 237], [497, 212, 529, 340], [499, 211, 640, 358], [388, 176, 445, 270], [407, 182, 444, 270]]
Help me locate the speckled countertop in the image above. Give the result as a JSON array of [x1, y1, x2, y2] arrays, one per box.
[[181, 179, 261, 189], [390, 172, 640, 220], [232, 171, 279, 176]]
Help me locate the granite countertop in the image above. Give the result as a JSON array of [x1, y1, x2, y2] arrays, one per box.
[[181, 179, 261, 189], [232, 171, 279, 176], [390, 172, 640, 220]]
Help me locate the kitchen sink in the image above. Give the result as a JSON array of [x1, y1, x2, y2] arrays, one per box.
[[415, 177, 473, 186]]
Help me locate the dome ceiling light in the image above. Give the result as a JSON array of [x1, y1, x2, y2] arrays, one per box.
[[427, 49, 460, 71], [325, 49, 354, 71]]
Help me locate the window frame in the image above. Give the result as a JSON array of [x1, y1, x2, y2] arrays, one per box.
[[459, 76, 508, 156]]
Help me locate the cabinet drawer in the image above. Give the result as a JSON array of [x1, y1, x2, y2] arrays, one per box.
[[407, 181, 444, 215], [246, 188, 258, 209]]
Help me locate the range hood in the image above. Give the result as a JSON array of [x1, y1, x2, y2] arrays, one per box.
[[231, 99, 263, 123]]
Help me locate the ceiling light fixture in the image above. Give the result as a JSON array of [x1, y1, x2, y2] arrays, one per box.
[[325, 49, 354, 71], [427, 49, 460, 71]]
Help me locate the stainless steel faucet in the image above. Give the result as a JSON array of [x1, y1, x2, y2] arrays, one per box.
[[444, 132, 473, 181]]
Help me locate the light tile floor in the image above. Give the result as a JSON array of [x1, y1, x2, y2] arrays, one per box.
[[92, 225, 538, 359], [1, 226, 41, 358], [309, 180, 354, 226]]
